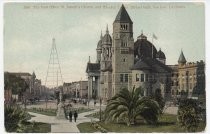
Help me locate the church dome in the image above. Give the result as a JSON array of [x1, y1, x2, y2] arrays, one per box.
[[102, 34, 112, 45], [137, 33, 147, 40], [102, 25, 112, 45], [97, 32, 103, 50], [156, 49, 166, 59], [134, 33, 157, 59], [97, 40, 102, 49]]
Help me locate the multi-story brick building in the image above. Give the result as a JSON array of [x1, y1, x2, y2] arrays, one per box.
[[63, 81, 88, 99], [170, 51, 205, 99]]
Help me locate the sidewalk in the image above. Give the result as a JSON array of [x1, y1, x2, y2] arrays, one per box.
[[28, 109, 99, 133], [163, 106, 178, 115]]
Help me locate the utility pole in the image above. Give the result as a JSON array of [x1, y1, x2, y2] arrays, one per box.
[[80, 78, 82, 99]]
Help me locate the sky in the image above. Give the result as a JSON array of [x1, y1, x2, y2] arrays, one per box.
[[4, 2, 205, 87]]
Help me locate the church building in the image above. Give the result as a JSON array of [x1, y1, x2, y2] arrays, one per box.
[[86, 4, 205, 102]]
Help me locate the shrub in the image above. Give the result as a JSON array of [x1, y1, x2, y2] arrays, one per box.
[[177, 99, 201, 132], [105, 87, 161, 126], [5, 105, 29, 132], [91, 122, 107, 133]]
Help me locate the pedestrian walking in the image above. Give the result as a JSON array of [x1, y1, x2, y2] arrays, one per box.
[[74, 111, 78, 122], [94, 100, 96, 107], [69, 111, 72, 122]]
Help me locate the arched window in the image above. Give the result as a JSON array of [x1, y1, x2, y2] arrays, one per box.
[[120, 24, 128, 30]]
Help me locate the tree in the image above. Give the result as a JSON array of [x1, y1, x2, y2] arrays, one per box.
[[104, 87, 161, 126], [177, 99, 202, 132], [180, 90, 187, 99], [151, 88, 165, 113], [4, 73, 29, 101]]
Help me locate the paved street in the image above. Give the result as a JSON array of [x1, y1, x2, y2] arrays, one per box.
[[29, 108, 99, 133]]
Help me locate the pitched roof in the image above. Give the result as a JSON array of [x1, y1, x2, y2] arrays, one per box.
[[86, 63, 100, 73], [131, 59, 152, 70], [131, 57, 171, 73], [178, 50, 187, 64], [114, 4, 133, 23]]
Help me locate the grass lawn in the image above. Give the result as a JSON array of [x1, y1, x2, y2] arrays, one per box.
[[67, 107, 93, 114], [27, 108, 56, 116], [25, 122, 51, 133], [78, 114, 206, 133], [77, 122, 98, 133], [27, 107, 93, 117], [85, 110, 104, 120], [18, 122, 51, 133]]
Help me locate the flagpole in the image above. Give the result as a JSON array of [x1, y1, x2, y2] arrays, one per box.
[[152, 34, 154, 59]]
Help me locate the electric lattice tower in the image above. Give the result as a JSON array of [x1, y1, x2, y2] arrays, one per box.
[[44, 38, 63, 90]]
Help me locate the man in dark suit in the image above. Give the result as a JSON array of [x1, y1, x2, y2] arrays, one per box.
[[74, 111, 78, 122]]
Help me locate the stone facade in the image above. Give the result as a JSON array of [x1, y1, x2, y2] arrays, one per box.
[[86, 4, 205, 102], [112, 7, 134, 96], [170, 58, 205, 99]]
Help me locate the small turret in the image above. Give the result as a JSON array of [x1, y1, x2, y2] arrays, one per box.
[[106, 24, 109, 34], [96, 31, 103, 63], [101, 25, 112, 70], [156, 48, 166, 64], [178, 50, 187, 65], [102, 25, 112, 45], [32, 71, 36, 79]]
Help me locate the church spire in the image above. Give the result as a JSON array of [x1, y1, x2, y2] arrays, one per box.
[[52, 38, 56, 45], [100, 30, 103, 39], [114, 4, 133, 23], [32, 71, 36, 79], [106, 24, 109, 34], [178, 49, 187, 65]]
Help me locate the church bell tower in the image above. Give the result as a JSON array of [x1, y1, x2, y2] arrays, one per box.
[[112, 4, 134, 95]]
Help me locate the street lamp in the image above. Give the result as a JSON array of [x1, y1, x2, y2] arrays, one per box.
[[76, 83, 80, 99], [99, 97, 102, 122], [45, 95, 48, 109]]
